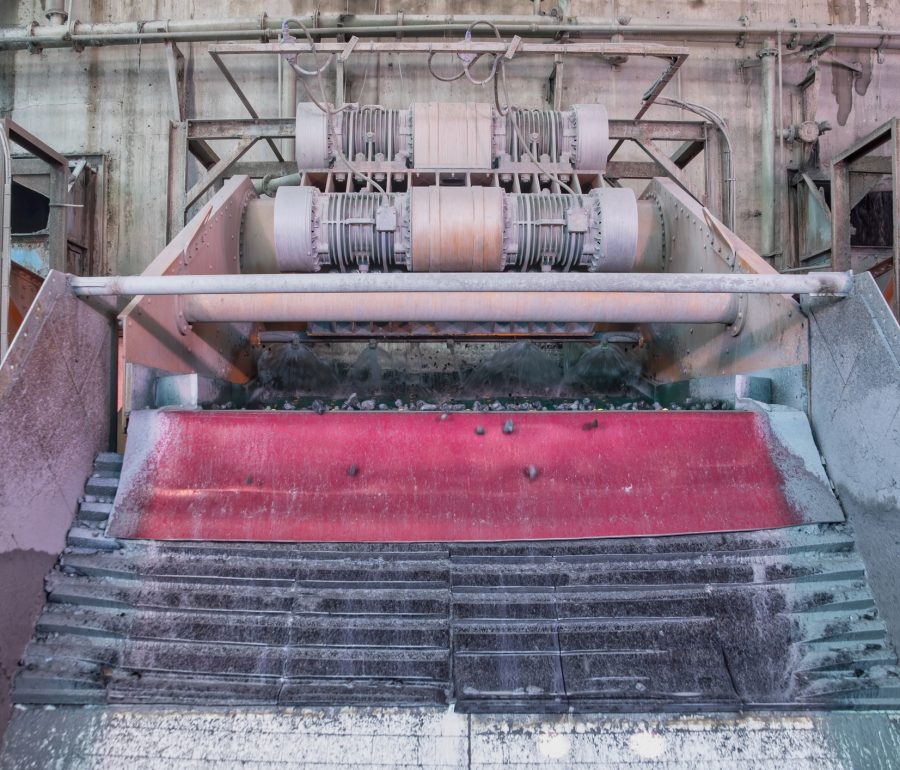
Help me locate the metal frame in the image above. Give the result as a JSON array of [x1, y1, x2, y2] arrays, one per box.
[[1, 120, 73, 357], [207, 39, 689, 168], [3, 120, 69, 270], [122, 175, 258, 383], [831, 117, 900, 319], [11, 152, 108, 277], [164, 39, 725, 235], [169, 117, 725, 235]]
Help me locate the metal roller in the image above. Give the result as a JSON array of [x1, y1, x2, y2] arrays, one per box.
[[294, 102, 408, 168], [293, 101, 610, 171], [273, 185, 638, 273]]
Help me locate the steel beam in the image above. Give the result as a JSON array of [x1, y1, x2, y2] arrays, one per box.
[[185, 117, 707, 142], [831, 159, 852, 272], [164, 41, 186, 122], [3, 120, 67, 168], [182, 136, 257, 212], [704, 126, 725, 220], [209, 51, 284, 163], [892, 121, 900, 319], [634, 138, 699, 202], [166, 122, 188, 241], [70, 271, 853, 297]]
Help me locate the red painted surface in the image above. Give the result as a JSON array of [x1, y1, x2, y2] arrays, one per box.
[[110, 409, 810, 542]]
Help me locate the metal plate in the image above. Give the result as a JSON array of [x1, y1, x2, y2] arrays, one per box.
[[13, 465, 897, 714], [109, 409, 842, 542]]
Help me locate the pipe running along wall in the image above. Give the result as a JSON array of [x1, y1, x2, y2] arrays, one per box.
[[262, 185, 640, 273], [5, 14, 900, 50]]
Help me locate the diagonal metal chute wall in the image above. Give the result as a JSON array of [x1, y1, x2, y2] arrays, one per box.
[[0, 270, 115, 735], [807, 272, 900, 661]]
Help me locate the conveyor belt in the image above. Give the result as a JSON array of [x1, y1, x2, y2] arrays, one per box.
[[13, 454, 900, 712]]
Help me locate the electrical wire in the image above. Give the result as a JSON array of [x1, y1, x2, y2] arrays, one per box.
[[483, 24, 578, 195], [281, 18, 386, 194], [653, 96, 737, 229], [283, 17, 580, 196], [426, 20, 581, 194]]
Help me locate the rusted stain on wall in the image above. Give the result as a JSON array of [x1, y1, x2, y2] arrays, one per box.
[[829, 0, 875, 125]]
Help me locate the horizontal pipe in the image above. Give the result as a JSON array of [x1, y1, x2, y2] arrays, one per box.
[[69, 271, 853, 297], [183, 292, 740, 324], [5, 14, 900, 50]]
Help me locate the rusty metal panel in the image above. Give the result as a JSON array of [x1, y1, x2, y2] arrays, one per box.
[[642, 179, 809, 382], [412, 103, 493, 169], [120, 175, 257, 383], [7, 262, 42, 340]]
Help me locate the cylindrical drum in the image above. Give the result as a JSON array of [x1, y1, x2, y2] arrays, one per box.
[[294, 102, 611, 172], [409, 187, 505, 271], [272, 185, 639, 273]]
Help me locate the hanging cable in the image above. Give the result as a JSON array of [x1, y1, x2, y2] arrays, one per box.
[[654, 96, 736, 229], [281, 18, 386, 194], [424, 20, 580, 194]]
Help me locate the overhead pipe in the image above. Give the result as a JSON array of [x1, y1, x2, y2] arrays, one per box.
[[759, 38, 778, 261], [44, 0, 68, 26], [69, 271, 854, 297], [279, 59, 297, 163], [5, 14, 900, 51], [0, 129, 12, 361]]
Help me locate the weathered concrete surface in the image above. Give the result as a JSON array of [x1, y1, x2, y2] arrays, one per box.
[[5, 1, 900, 273], [807, 273, 900, 655], [0, 272, 114, 736], [2, 706, 900, 769]]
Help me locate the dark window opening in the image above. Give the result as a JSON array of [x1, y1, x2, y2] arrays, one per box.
[[11, 181, 50, 234], [850, 191, 892, 248]]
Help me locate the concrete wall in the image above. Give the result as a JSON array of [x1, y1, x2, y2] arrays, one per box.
[[3, 1, 900, 275]]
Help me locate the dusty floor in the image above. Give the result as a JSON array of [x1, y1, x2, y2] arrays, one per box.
[[2, 706, 900, 769]]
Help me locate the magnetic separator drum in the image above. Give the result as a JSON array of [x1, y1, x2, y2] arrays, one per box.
[[295, 101, 610, 172], [272, 184, 639, 273]]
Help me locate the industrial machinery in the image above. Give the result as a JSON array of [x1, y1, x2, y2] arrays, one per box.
[[293, 101, 610, 172], [2, 24, 900, 766]]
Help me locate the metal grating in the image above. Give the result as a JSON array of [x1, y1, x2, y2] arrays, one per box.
[[12, 454, 900, 712]]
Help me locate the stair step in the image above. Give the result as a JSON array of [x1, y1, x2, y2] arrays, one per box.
[[79, 501, 113, 522], [84, 476, 119, 498], [66, 526, 119, 552], [94, 452, 124, 471]]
